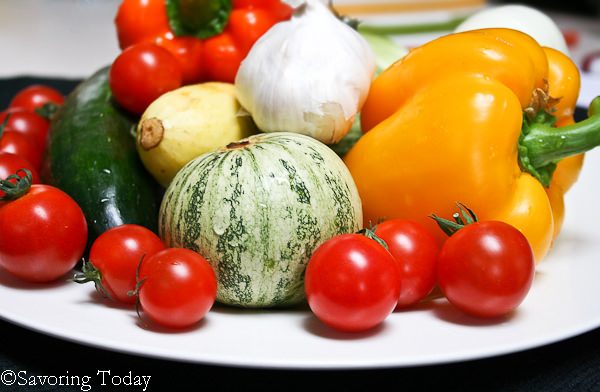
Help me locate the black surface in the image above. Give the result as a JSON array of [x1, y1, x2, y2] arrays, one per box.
[[1, 77, 600, 391], [2, 316, 600, 391]]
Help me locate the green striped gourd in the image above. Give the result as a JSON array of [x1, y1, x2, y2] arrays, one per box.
[[159, 132, 362, 307]]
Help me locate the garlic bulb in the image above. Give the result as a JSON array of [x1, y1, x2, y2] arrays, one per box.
[[234, 0, 375, 144]]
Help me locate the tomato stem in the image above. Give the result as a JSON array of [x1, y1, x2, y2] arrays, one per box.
[[166, 0, 232, 39], [431, 203, 478, 237], [0, 168, 33, 201], [358, 226, 389, 251], [0, 112, 10, 139], [72, 259, 113, 301], [35, 102, 60, 120], [128, 254, 147, 323]]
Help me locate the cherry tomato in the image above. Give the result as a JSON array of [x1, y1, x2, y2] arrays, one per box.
[[0, 110, 49, 149], [154, 32, 205, 84], [232, 0, 293, 20], [202, 33, 244, 83], [137, 248, 217, 328], [305, 233, 401, 332], [109, 42, 183, 115], [0, 131, 43, 170], [0, 184, 87, 282], [437, 221, 535, 318], [9, 85, 64, 113], [375, 220, 439, 308], [81, 225, 165, 304], [227, 8, 277, 54], [115, 0, 171, 50], [0, 153, 40, 197]]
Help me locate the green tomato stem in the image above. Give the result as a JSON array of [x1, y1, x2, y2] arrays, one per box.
[[0, 169, 33, 201], [166, 0, 232, 39]]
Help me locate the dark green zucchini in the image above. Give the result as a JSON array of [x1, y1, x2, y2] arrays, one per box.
[[42, 67, 161, 247]]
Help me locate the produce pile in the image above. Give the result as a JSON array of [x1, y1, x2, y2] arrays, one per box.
[[1, 0, 599, 333]]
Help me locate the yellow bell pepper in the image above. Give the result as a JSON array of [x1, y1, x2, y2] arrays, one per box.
[[344, 28, 600, 262], [543, 47, 583, 238]]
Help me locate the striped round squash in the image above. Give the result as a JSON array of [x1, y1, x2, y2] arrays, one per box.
[[159, 132, 362, 307]]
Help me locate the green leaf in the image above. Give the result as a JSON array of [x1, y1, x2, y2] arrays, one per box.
[[166, 0, 232, 39]]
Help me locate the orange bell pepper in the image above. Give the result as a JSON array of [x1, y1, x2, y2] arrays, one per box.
[[344, 28, 600, 262]]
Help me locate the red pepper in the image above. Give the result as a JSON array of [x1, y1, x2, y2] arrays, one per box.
[[115, 0, 292, 84]]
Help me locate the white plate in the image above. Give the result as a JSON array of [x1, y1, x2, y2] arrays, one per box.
[[1, 151, 600, 370]]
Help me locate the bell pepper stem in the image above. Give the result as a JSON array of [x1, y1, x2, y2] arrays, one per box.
[[521, 96, 600, 177]]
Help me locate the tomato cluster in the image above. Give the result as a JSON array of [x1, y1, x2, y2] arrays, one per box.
[[109, 0, 293, 115], [0, 85, 87, 282], [74, 225, 217, 329], [0, 85, 64, 180], [0, 85, 217, 330], [305, 208, 536, 333]]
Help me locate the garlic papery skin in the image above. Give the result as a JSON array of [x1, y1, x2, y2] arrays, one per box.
[[234, 0, 375, 144]]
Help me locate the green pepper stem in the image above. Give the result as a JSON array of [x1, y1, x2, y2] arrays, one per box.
[[522, 96, 600, 169]]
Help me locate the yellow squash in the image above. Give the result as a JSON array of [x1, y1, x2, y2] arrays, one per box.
[[136, 83, 257, 187]]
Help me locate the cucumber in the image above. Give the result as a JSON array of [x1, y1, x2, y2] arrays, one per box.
[[42, 67, 161, 246]]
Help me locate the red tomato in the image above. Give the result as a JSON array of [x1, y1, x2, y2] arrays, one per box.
[[0, 153, 40, 197], [202, 33, 243, 83], [232, 0, 293, 20], [0, 184, 87, 282], [437, 221, 535, 318], [115, 0, 171, 50], [109, 42, 183, 115], [227, 8, 277, 53], [375, 220, 439, 308], [305, 234, 401, 332], [154, 32, 205, 84], [137, 248, 217, 328], [0, 131, 43, 170], [0, 110, 49, 149], [9, 85, 64, 112], [81, 225, 165, 304]]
